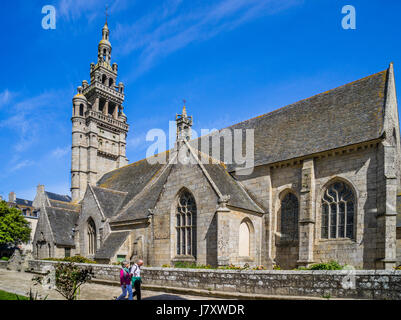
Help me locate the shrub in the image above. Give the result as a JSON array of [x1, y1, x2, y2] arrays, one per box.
[[252, 265, 267, 270], [64, 255, 97, 264], [42, 255, 97, 264], [308, 260, 343, 270], [173, 261, 213, 269], [273, 265, 281, 270], [1, 257, 9, 261], [54, 262, 94, 300], [218, 264, 243, 270]]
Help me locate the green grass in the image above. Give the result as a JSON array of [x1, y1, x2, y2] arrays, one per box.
[[0, 289, 28, 300]]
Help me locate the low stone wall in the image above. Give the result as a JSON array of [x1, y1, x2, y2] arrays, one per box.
[[0, 261, 8, 270], [27, 260, 401, 300]]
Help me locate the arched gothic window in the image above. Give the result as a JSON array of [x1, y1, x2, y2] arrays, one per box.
[[239, 222, 250, 256], [280, 193, 299, 241], [321, 181, 355, 239], [87, 218, 97, 255], [176, 191, 197, 257]]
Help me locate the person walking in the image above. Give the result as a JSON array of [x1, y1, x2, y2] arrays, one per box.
[[130, 259, 143, 300], [116, 261, 133, 300]]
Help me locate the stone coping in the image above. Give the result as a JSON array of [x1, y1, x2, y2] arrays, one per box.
[[30, 260, 401, 275]]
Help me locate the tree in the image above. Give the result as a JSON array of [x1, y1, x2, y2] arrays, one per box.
[[54, 262, 93, 300], [0, 201, 31, 245]]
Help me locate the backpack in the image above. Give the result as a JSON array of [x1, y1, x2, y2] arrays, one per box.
[[122, 267, 130, 281]]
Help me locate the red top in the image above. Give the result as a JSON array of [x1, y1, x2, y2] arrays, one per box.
[[120, 268, 131, 285]]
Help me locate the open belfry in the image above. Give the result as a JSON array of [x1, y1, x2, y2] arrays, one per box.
[[32, 20, 401, 271], [71, 21, 129, 202]]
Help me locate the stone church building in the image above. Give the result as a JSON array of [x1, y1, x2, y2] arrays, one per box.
[[33, 22, 401, 270]]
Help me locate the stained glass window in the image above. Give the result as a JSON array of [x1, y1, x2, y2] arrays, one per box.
[[321, 181, 355, 239], [176, 191, 197, 257], [280, 193, 299, 241]]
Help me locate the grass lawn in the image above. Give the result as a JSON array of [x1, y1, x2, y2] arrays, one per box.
[[0, 289, 28, 300]]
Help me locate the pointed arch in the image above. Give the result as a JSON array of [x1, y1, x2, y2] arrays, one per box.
[[278, 190, 299, 241], [238, 218, 254, 257], [175, 188, 197, 257], [87, 217, 97, 255], [320, 178, 356, 240]]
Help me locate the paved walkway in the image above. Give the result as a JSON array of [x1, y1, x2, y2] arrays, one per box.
[[0, 269, 220, 300]]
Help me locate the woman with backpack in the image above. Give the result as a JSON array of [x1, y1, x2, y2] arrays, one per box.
[[116, 261, 133, 300]]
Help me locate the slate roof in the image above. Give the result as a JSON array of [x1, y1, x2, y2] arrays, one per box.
[[95, 231, 131, 260], [110, 165, 173, 223], [202, 162, 264, 213], [91, 186, 127, 218], [15, 198, 33, 207], [45, 207, 78, 246], [45, 191, 72, 203], [190, 70, 388, 171], [49, 200, 80, 212], [94, 69, 390, 223], [97, 156, 165, 209]]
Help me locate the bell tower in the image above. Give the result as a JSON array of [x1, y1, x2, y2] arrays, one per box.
[[71, 21, 129, 202], [175, 101, 193, 148]]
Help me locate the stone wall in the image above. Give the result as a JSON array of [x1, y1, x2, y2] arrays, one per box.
[[0, 261, 7, 269], [236, 146, 383, 269], [27, 260, 401, 300]]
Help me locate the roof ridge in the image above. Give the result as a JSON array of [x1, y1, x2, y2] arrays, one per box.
[[112, 152, 178, 219], [49, 199, 80, 206], [92, 185, 128, 195], [223, 69, 388, 129], [46, 206, 79, 213]]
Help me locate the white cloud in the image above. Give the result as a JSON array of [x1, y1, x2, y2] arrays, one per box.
[[0, 89, 14, 108], [127, 133, 148, 150], [0, 90, 68, 152], [51, 146, 71, 159], [114, 0, 302, 79], [57, 0, 133, 22], [9, 160, 35, 173]]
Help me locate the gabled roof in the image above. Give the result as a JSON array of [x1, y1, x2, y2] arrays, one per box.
[[95, 231, 130, 260], [95, 68, 391, 223], [91, 186, 127, 219], [15, 198, 33, 207], [48, 199, 80, 212], [202, 162, 264, 213], [45, 207, 78, 246], [103, 146, 264, 224], [110, 165, 173, 223], [97, 155, 166, 209], [45, 191, 72, 203], [191, 69, 388, 171]]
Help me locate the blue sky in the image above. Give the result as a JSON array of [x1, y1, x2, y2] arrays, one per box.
[[1, 0, 401, 200]]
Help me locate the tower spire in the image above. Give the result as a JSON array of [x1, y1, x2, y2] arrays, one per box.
[[71, 21, 129, 202], [105, 5, 109, 24], [182, 99, 187, 117], [176, 101, 193, 148]]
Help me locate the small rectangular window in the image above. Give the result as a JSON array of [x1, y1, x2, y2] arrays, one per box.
[[65, 248, 71, 258], [117, 255, 125, 262]]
